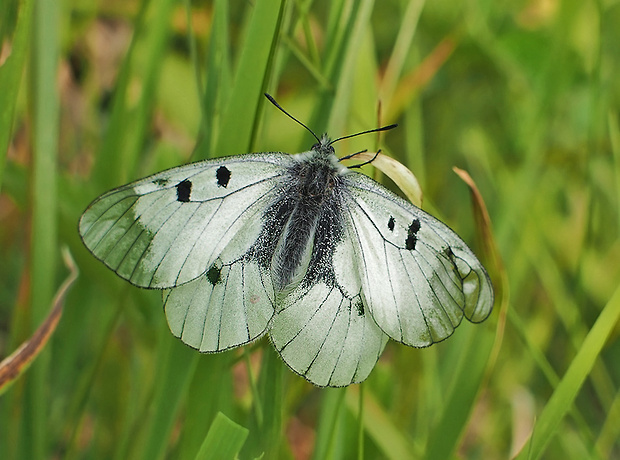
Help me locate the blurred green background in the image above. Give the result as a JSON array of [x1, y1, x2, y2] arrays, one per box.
[[1, 0, 619, 459]]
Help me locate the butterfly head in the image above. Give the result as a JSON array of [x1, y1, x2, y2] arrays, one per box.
[[312, 134, 336, 156]]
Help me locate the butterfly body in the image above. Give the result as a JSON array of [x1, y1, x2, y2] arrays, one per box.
[[80, 132, 493, 387], [261, 135, 345, 294]]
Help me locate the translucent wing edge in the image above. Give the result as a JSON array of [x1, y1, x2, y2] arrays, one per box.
[[343, 172, 494, 341]]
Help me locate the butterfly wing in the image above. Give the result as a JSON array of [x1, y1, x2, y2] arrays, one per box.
[[269, 279, 388, 387], [268, 193, 388, 387], [79, 153, 293, 289], [163, 235, 275, 352], [339, 171, 494, 347]]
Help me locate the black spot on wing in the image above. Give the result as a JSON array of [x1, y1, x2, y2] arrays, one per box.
[[405, 218, 421, 250], [405, 234, 416, 250], [387, 216, 395, 231], [354, 300, 365, 317], [176, 179, 192, 202], [216, 166, 231, 188], [154, 178, 169, 187], [206, 264, 221, 286]]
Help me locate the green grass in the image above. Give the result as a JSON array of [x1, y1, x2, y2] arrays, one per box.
[[1, 0, 619, 458]]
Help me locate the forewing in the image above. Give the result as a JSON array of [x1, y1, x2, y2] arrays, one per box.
[[340, 172, 494, 347], [79, 154, 291, 289]]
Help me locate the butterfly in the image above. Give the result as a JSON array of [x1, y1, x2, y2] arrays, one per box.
[[79, 94, 494, 387]]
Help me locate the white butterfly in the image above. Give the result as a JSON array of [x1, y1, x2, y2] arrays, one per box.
[[79, 95, 493, 387]]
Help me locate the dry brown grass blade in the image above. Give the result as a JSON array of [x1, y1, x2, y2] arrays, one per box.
[[0, 248, 78, 395], [453, 166, 508, 375], [453, 168, 497, 266]]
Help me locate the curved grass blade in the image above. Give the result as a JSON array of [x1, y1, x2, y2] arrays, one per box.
[[515, 285, 620, 460], [0, 248, 78, 395]]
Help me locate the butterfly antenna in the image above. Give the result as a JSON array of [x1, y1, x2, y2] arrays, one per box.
[[329, 124, 398, 146], [264, 93, 321, 143], [347, 149, 382, 169]]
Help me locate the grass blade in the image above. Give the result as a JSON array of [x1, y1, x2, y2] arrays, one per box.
[[515, 284, 620, 460], [214, 0, 286, 157], [137, 338, 199, 460], [345, 386, 417, 460], [312, 388, 346, 460], [21, 0, 60, 457], [424, 324, 495, 460], [194, 412, 249, 460], [0, 248, 77, 395], [0, 0, 34, 188]]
